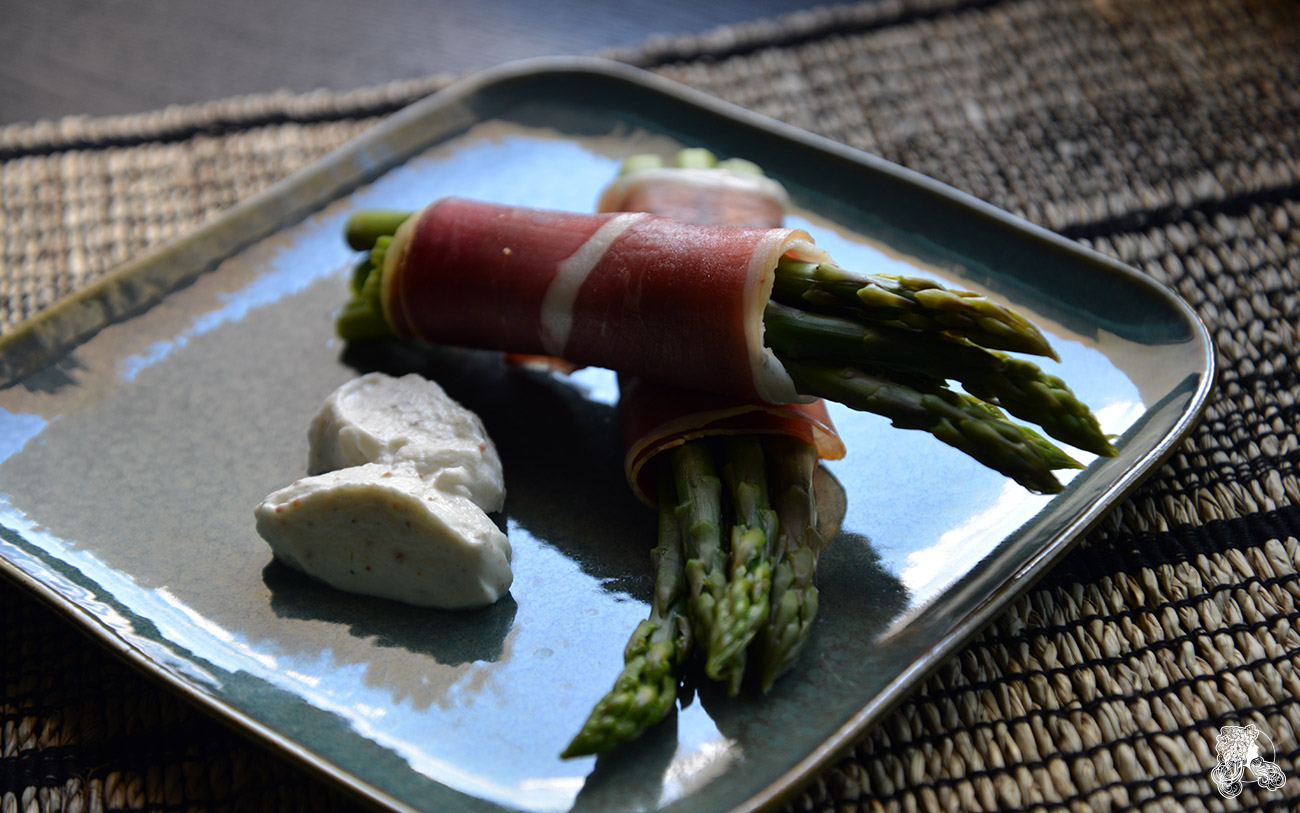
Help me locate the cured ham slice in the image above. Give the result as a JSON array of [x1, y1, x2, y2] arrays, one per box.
[[504, 165, 789, 373], [598, 158, 845, 505], [619, 375, 845, 504], [597, 167, 790, 228], [380, 197, 829, 404]]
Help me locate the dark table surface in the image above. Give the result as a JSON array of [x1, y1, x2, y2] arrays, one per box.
[[1, 0, 828, 123]]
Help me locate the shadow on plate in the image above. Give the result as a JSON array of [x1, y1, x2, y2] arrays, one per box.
[[262, 559, 518, 666], [339, 339, 658, 590], [569, 711, 682, 812]]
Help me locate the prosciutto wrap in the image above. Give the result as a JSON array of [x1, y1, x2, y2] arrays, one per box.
[[596, 167, 790, 228], [600, 161, 846, 505], [380, 197, 831, 404], [619, 375, 845, 505]]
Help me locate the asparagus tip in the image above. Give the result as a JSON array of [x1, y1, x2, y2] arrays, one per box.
[[344, 208, 413, 251]]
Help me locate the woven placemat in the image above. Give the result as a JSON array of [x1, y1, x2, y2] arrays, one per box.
[[4, 0, 1300, 810]]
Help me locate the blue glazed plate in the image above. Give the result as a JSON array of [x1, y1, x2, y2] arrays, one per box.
[[0, 58, 1214, 813]]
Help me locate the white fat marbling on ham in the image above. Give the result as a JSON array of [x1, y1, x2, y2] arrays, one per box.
[[595, 161, 844, 505], [744, 231, 827, 403], [380, 198, 830, 404], [596, 167, 790, 214], [538, 212, 647, 356]]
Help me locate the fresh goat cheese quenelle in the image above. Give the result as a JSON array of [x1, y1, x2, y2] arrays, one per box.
[[255, 373, 511, 609], [308, 372, 505, 511]]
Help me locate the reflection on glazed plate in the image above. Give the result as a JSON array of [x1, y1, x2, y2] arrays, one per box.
[[0, 58, 1214, 812]]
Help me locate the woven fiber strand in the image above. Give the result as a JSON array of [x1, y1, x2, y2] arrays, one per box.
[[3, 0, 1299, 810]]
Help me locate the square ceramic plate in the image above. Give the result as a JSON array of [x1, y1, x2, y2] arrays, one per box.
[[0, 58, 1214, 812]]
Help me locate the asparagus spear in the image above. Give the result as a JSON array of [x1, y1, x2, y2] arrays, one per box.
[[334, 235, 392, 341], [561, 472, 693, 758], [961, 353, 1115, 458], [672, 441, 729, 668], [344, 209, 412, 251], [763, 301, 1116, 457], [783, 360, 1081, 494], [771, 257, 1058, 359], [615, 147, 764, 177], [706, 437, 778, 696], [757, 436, 825, 692]]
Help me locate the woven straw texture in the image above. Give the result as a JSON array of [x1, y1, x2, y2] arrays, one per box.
[[3, 0, 1300, 810]]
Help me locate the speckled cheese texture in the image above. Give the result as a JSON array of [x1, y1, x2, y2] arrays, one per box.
[[255, 463, 512, 609], [256, 373, 511, 609], [307, 372, 505, 512]]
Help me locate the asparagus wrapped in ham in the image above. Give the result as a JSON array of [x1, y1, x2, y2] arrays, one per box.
[[595, 150, 789, 228], [618, 375, 844, 507], [341, 192, 1113, 492], [347, 196, 822, 404], [338, 148, 1116, 756], [564, 151, 848, 755], [605, 150, 849, 695]]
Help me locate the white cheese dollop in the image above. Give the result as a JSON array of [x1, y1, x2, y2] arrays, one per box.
[[256, 463, 511, 609], [308, 372, 505, 512], [256, 372, 511, 609]]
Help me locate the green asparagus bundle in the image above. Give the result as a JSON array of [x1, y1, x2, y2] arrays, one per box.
[[673, 442, 730, 671], [338, 150, 1117, 759], [562, 434, 817, 755], [655, 435, 828, 696], [561, 472, 693, 757], [757, 436, 827, 692], [705, 437, 778, 695], [783, 360, 1080, 496], [761, 301, 1112, 457], [342, 207, 1113, 492], [770, 257, 1058, 359]]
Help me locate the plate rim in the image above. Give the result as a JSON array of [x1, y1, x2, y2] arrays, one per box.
[[0, 55, 1218, 813]]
